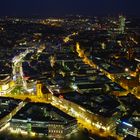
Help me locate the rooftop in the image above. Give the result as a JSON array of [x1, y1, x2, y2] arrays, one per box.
[[13, 102, 76, 123]]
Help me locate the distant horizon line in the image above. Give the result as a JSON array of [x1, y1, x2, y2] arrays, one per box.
[[0, 14, 140, 19]]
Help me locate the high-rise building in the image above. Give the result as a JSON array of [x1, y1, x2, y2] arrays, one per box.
[[119, 16, 126, 34]]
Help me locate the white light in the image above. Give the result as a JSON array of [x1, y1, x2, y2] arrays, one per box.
[[0, 123, 10, 132], [86, 119, 91, 124], [126, 76, 131, 80], [2, 84, 9, 91], [95, 123, 101, 129], [72, 84, 78, 90], [122, 122, 132, 127], [79, 106, 86, 112], [125, 68, 129, 72], [27, 88, 34, 93], [135, 58, 140, 62], [106, 126, 110, 131]]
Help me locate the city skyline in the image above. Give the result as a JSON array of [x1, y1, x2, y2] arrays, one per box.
[[0, 1, 139, 139], [0, 0, 140, 17]]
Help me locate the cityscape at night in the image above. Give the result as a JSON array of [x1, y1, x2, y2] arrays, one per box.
[[0, 1, 140, 140]]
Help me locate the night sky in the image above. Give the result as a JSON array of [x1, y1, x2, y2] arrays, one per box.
[[0, 0, 140, 17]]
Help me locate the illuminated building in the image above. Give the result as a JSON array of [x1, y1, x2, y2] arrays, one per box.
[[36, 82, 43, 97], [136, 64, 140, 83], [10, 103, 77, 138], [0, 75, 15, 95], [117, 121, 140, 138], [119, 16, 125, 34], [51, 94, 120, 132]]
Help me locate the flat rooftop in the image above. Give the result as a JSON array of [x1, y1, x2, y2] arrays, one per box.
[[56, 91, 120, 118], [12, 102, 75, 123], [0, 97, 21, 119]]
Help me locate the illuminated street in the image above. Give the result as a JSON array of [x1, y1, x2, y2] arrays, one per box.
[[0, 13, 139, 140]]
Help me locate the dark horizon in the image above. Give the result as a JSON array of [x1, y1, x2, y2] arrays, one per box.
[[0, 0, 140, 18]]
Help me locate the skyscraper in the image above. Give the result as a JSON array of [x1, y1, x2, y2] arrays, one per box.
[[119, 16, 126, 34]]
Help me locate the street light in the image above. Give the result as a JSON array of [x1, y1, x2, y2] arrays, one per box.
[[71, 84, 78, 91], [125, 68, 129, 72]]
